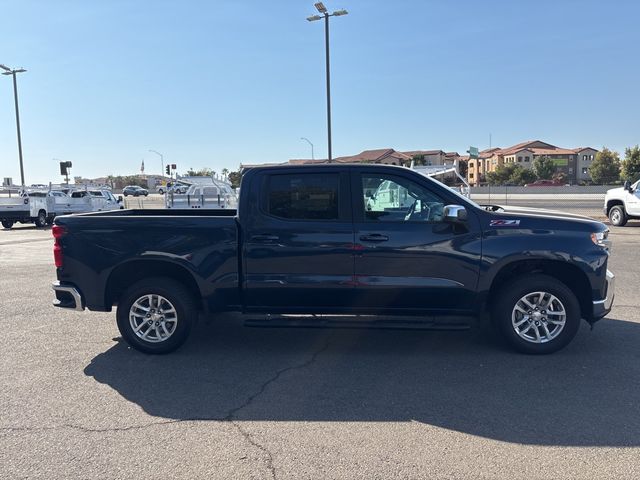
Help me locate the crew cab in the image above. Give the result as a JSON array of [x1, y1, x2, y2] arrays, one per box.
[[51, 164, 615, 354], [604, 179, 640, 226]]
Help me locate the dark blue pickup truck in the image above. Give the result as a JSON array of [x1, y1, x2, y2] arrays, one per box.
[[52, 164, 615, 354]]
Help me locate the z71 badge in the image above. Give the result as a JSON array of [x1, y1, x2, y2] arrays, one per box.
[[490, 219, 521, 226]]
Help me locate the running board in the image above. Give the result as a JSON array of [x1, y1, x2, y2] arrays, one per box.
[[244, 315, 471, 331]]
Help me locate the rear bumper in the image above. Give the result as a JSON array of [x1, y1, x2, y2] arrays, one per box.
[[52, 281, 85, 311], [591, 269, 615, 321]]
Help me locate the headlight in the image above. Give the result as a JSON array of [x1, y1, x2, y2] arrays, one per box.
[[591, 230, 609, 248]]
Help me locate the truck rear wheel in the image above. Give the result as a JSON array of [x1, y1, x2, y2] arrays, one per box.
[[491, 274, 581, 354], [34, 210, 47, 228], [608, 205, 627, 226], [1, 220, 14, 229], [116, 277, 197, 354]]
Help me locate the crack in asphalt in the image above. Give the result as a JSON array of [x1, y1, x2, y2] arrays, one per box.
[[1, 334, 333, 480], [223, 335, 333, 480]]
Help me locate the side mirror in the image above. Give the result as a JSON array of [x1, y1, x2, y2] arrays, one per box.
[[623, 180, 632, 192], [117, 196, 123, 202], [443, 204, 467, 222]]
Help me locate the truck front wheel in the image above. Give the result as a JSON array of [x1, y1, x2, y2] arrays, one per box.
[[1, 220, 14, 229], [116, 277, 197, 354], [608, 205, 627, 226], [492, 274, 581, 354]]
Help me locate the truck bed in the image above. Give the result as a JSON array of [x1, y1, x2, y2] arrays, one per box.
[[54, 209, 240, 311]]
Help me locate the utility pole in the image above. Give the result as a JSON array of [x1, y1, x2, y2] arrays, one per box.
[[1, 64, 27, 186]]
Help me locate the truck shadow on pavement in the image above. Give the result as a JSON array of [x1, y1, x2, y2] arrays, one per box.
[[85, 316, 640, 447]]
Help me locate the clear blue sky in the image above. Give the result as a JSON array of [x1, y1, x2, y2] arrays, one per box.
[[1, 0, 639, 183]]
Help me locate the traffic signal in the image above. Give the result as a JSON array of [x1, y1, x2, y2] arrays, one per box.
[[171, 164, 176, 170], [165, 165, 170, 175]]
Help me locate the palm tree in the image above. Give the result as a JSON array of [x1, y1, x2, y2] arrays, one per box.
[[221, 168, 229, 181]]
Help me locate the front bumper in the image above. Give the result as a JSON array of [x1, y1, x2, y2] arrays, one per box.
[[592, 269, 615, 321], [52, 281, 85, 311]]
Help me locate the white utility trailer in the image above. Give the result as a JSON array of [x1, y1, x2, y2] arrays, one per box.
[[165, 179, 238, 210]]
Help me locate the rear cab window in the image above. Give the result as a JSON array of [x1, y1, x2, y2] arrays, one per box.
[[261, 171, 350, 221]]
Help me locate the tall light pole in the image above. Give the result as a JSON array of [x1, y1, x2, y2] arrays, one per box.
[[148, 149, 164, 177], [307, 3, 348, 163], [1, 64, 27, 186], [300, 137, 315, 160]]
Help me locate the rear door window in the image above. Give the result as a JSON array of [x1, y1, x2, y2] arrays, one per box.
[[266, 173, 340, 220]]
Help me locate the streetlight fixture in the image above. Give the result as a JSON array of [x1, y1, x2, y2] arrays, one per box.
[[300, 137, 315, 160], [1, 64, 27, 186], [148, 149, 164, 177], [306, 2, 348, 163]]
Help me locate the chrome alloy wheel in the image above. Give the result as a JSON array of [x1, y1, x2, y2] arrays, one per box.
[[511, 291, 566, 344], [129, 294, 178, 343]]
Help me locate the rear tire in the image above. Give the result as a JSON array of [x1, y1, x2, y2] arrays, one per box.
[[491, 274, 581, 354], [608, 205, 627, 226], [34, 210, 47, 228], [1, 220, 14, 229], [116, 277, 197, 354]]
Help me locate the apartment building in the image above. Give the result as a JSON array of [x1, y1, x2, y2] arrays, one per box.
[[466, 140, 598, 186]]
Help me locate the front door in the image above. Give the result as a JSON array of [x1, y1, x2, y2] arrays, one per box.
[[243, 169, 355, 312], [626, 181, 640, 216], [351, 170, 482, 314]]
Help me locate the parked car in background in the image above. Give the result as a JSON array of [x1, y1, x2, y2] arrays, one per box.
[[156, 183, 187, 195], [604, 179, 640, 226], [524, 179, 568, 187], [122, 186, 149, 197]]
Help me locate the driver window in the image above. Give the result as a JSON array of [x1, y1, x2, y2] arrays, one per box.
[[362, 174, 445, 222]]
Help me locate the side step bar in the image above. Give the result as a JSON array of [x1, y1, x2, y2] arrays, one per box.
[[244, 315, 471, 330]]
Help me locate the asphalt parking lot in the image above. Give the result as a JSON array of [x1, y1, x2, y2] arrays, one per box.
[[1, 222, 640, 479]]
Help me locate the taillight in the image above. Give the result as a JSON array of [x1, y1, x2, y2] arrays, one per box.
[[52, 225, 67, 268]]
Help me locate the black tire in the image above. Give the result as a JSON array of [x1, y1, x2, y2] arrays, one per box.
[[608, 205, 627, 227], [491, 274, 581, 354], [158, 189, 164, 195], [116, 277, 197, 354], [46, 216, 55, 226], [34, 210, 47, 228], [1, 220, 14, 229]]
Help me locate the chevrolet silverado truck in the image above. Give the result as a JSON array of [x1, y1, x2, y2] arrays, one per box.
[[51, 164, 615, 354], [604, 179, 640, 226]]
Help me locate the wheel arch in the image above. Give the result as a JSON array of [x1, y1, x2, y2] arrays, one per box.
[[105, 260, 202, 309], [486, 259, 592, 320], [605, 199, 624, 215]]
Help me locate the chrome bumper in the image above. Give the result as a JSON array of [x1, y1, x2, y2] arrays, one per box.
[[52, 282, 85, 311], [592, 269, 615, 320]]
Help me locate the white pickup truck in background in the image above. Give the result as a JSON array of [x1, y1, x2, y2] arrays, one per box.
[[604, 180, 640, 226], [0, 188, 122, 229]]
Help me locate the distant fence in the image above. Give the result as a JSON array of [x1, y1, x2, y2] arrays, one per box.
[[469, 185, 616, 219]]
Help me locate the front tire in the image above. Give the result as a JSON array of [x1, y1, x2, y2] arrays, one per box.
[[492, 274, 581, 354], [116, 277, 197, 354], [1, 220, 14, 229], [608, 205, 627, 226]]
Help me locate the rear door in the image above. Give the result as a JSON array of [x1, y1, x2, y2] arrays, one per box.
[[351, 169, 482, 314], [243, 168, 354, 312]]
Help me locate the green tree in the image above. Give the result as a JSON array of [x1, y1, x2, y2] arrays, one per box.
[[533, 156, 556, 180], [589, 147, 621, 184], [227, 169, 242, 188], [486, 164, 537, 186], [411, 154, 427, 166], [185, 167, 213, 177], [221, 168, 230, 181], [621, 145, 640, 182]]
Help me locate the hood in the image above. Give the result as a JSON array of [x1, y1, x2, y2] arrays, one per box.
[[605, 187, 625, 197], [483, 204, 607, 231]]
